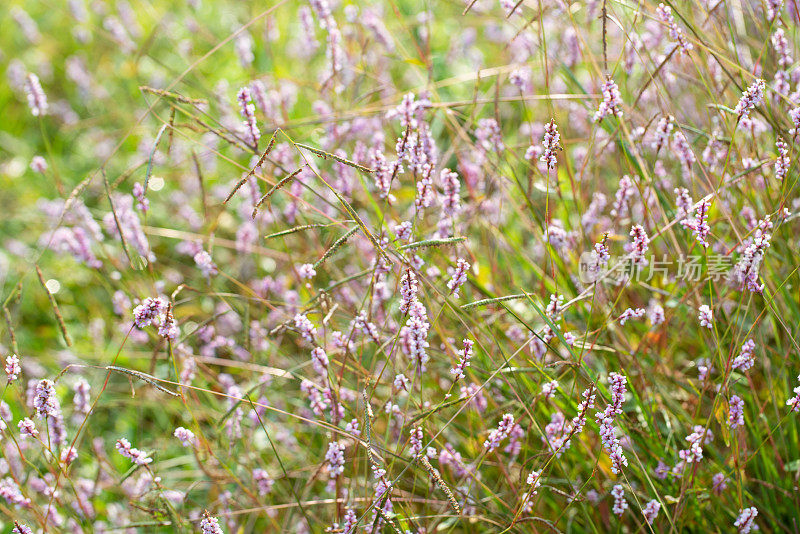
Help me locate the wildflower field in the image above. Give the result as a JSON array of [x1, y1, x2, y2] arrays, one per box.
[[2, 0, 800, 531]]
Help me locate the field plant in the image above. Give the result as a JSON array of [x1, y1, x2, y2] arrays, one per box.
[[1, 0, 800, 531]]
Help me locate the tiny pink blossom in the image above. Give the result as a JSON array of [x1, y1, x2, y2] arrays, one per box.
[[5, 355, 21, 383], [698, 305, 713, 329]]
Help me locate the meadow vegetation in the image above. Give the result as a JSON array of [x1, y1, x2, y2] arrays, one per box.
[[1, 0, 800, 532]]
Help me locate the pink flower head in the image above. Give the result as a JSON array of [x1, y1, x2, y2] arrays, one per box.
[[325, 441, 345, 478], [34, 379, 60, 419], [450, 338, 474, 381], [298, 263, 316, 280], [732, 339, 756, 371], [174, 427, 196, 447], [734, 79, 765, 120], [728, 395, 745, 428], [484, 413, 515, 451], [18, 418, 38, 438], [734, 507, 758, 533], [25, 73, 48, 116], [447, 258, 470, 298], [619, 307, 646, 325], [133, 297, 167, 328], [294, 313, 317, 342], [115, 437, 153, 466], [642, 499, 661, 524], [698, 305, 713, 329], [611, 484, 628, 516], [656, 3, 692, 54], [200, 511, 224, 534], [237, 86, 261, 147], [5, 354, 21, 383], [540, 119, 560, 170], [594, 78, 623, 122], [629, 225, 650, 265]]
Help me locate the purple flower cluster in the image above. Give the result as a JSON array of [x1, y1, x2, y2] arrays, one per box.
[[253, 468, 274, 496], [30, 156, 47, 174], [158, 308, 179, 340], [584, 233, 610, 278], [674, 187, 693, 220], [341, 508, 357, 534], [628, 225, 649, 265], [325, 441, 345, 479], [294, 313, 317, 342], [596, 373, 628, 474], [350, 311, 380, 344], [399, 299, 431, 373], [103, 194, 154, 262], [484, 413, 515, 452], [652, 115, 674, 152], [409, 426, 424, 456], [648, 300, 665, 325], [611, 484, 628, 516], [18, 418, 38, 439], [72, 378, 91, 417], [5, 354, 21, 383], [132, 297, 178, 339], [194, 250, 218, 277], [680, 198, 711, 248], [678, 425, 713, 463], [475, 118, 504, 153], [734, 79, 765, 121], [775, 138, 789, 181], [371, 150, 397, 203], [132, 182, 149, 213], [0, 477, 31, 507], [33, 379, 59, 419], [772, 29, 792, 94], [611, 175, 634, 217], [526, 469, 542, 492], [237, 87, 261, 147], [115, 438, 153, 466], [732, 339, 756, 371], [450, 338, 474, 381], [447, 258, 469, 298], [734, 507, 758, 533], [440, 168, 462, 217], [790, 106, 800, 137], [298, 263, 316, 280], [540, 119, 560, 170], [698, 305, 713, 329], [200, 511, 224, 534], [300, 379, 327, 416], [728, 395, 745, 428], [132, 297, 167, 327], [545, 387, 596, 456], [25, 73, 47, 116], [542, 380, 558, 399], [656, 3, 692, 54], [618, 308, 645, 325], [399, 270, 418, 314], [672, 131, 695, 176], [766, 0, 783, 20], [712, 472, 728, 495], [174, 427, 196, 447], [594, 78, 623, 122], [731, 215, 772, 293], [642, 499, 661, 524]]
